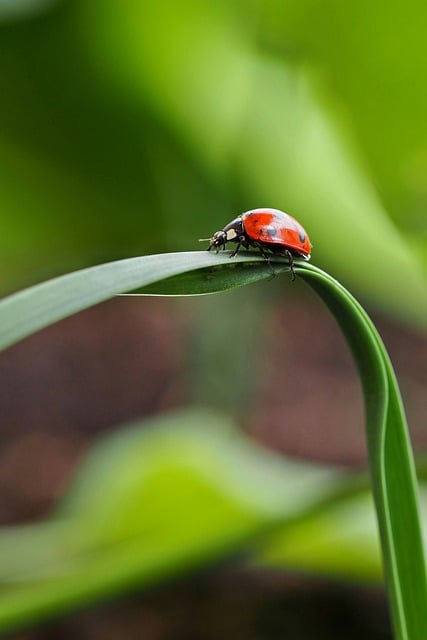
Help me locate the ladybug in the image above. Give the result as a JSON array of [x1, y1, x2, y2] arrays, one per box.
[[200, 208, 312, 280]]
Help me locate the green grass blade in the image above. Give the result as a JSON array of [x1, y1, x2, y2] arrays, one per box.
[[0, 252, 287, 352], [300, 264, 427, 640]]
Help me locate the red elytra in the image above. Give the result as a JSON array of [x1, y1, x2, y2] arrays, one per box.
[[201, 208, 312, 280]]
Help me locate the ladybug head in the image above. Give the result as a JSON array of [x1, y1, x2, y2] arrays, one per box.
[[198, 229, 227, 251], [207, 230, 227, 251], [199, 216, 243, 252]]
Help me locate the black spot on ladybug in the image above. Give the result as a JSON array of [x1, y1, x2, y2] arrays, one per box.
[[263, 225, 278, 237], [299, 230, 306, 243]]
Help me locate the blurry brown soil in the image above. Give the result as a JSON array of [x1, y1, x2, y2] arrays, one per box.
[[1, 292, 425, 639]]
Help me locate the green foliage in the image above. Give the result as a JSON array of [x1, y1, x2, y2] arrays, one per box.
[[0, 410, 343, 632], [1, 0, 427, 635], [0, 253, 425, 638], [0, 0, 426, 324]]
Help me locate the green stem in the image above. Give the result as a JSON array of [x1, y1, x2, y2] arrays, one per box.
[[299, 263, 427, 640]]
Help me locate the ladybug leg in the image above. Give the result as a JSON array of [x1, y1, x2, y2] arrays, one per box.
[[229, 236, 245, 258], [229, 243, 240, 258], [252, 242, 275, 276], [285, 249, 296, 281]]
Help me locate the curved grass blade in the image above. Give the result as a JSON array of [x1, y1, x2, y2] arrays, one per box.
[[299, 263, 427, 640], [0, 252, 289, 352]]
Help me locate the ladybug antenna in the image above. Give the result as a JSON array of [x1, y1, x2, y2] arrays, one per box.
[[198, 237, 212, 243]]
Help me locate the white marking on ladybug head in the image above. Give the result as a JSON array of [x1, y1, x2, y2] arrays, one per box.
[[225, 228, 239, 241]]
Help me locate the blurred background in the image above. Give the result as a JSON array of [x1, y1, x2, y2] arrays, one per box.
[[1, 0, 427, 637]]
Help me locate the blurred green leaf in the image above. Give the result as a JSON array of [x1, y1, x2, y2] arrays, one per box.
[[257, 485, 427, 584], [0, 410, 342, 633], [0, 6, 232, 289], [257, 491, 382, 582], [263, 0, 427, 225], [0, 0, 56, 21], [80, 0, 427, 326]]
